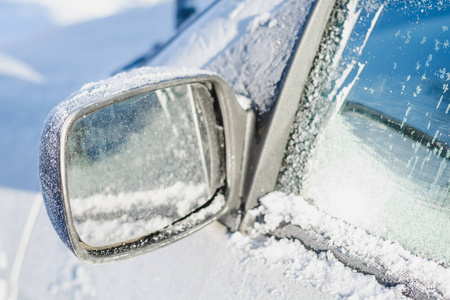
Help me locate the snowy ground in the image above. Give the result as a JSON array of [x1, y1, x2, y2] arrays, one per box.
[[0, 0, 437, 299]]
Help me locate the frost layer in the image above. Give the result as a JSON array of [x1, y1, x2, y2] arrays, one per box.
[[39, 67, 213, 251], [148, 0, 316, 117]]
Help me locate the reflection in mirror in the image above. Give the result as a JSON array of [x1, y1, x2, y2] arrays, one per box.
[[301, 2, 450, 264], [65, 83, 224, 247]]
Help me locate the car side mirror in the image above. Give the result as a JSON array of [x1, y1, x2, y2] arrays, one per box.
[[39, 68, 252, 263]]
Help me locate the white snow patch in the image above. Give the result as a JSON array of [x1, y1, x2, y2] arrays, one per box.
[[149, 0, 284, 68], [0, 53, 44, 83], [230, 230, 405, 299], [268, 18, 278, 28], [72, 67, 214, 102], [247, 192, 450, 299], [5, 0, 171, 26], [236, 94, 252, 110], [250, 12, 271, 34]]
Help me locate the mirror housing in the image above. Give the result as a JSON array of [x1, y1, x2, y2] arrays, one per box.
[[39, 67, 252, 263]]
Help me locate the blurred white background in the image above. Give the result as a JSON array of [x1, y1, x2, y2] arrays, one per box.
[[0, 0, 212, 190]]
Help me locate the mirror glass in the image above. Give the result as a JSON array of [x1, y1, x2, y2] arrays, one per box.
[[301, 2, 450, 263], [65, 83, 224, 247]]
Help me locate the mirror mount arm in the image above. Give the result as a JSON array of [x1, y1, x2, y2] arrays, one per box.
[[219, 107, 256, 231]]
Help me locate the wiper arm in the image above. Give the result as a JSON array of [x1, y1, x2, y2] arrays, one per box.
[[342, 102, 449, 159]]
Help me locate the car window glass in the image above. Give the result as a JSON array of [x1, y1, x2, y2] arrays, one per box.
[[282, 1, 450, 264]]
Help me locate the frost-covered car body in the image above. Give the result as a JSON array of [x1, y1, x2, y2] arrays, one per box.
[[36, 0, 450, 299], [39, 0, 332, 261]]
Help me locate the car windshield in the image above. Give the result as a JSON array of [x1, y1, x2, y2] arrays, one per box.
[[279, 0, 450, 265]]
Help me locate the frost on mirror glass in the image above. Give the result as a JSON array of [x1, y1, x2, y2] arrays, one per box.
[[301, 1, 450, 264], [65, 83, 224, 247]]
